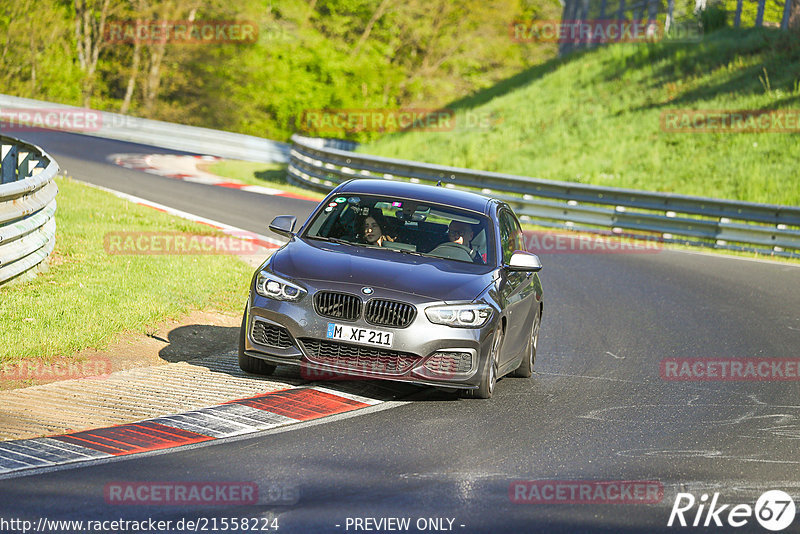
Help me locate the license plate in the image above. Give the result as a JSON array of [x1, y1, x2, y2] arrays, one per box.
[[326, 323, 393, 348]]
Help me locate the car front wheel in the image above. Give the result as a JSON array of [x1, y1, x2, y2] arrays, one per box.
[[464, 327, 503, 399], [238, 307, 277, 376], [512, 312, 540, 378]]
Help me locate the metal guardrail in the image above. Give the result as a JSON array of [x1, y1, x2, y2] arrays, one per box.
[[287, 134, 800, 257], [0, 94, 289, 164], [0, 135, 59, 285]]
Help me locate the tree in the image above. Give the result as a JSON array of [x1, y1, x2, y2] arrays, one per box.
[[74, 0, 114, 107], [790, 0, 800, 30]]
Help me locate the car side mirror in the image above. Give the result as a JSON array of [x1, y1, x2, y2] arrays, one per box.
[[269, 215, 296, 238], [506, 251, 543, 272]]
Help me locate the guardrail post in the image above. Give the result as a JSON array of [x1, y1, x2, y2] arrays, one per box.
[[2, 145, 17, 184], [18, 151, 34, 180]]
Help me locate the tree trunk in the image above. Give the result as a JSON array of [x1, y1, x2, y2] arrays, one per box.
[[29, 21, 37, 93], [121, 0, 147, 114], [74, 0, 112, 107], [120, 36, 141, 114], [143, 35, 167, 115], [790, 0, 800, 30]]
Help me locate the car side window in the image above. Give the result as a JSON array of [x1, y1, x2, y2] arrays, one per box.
[[499, 210, 524, 264], [511, 215, 525, 254]]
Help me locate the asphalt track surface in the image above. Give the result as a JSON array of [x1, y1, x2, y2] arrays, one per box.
[[2, 130, 799, 533]]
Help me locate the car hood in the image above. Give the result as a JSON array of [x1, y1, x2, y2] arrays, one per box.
[[270, 238, 494, 302]]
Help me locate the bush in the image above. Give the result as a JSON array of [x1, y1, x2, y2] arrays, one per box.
[[699, 4, 729, 32]]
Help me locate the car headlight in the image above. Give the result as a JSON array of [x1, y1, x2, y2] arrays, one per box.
[[255, 272, 305, 301], [425, 303, 493, 328]]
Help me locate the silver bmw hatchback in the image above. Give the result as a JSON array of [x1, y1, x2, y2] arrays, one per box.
[[239, 179, 543, 398]]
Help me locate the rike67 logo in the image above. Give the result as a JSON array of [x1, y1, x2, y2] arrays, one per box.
[[668, 490, 796, 531]]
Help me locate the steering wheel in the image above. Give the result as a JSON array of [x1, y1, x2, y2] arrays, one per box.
[[429, 241, 475, 262]]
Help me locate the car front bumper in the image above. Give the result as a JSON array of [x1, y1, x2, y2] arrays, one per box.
[[243, 287, 497, 390]]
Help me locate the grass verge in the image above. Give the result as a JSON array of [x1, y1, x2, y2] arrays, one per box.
[[0, 177, 254, 364], [363, 28, 800, 207]]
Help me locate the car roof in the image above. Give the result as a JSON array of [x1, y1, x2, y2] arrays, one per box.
[[334, 179, 494, 215]]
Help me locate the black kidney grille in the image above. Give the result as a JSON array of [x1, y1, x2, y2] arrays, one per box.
[[252, 320, 293, 349], [364, 299, 416, 328], [300, 338, 419, 375], [314, 291, 362, 321]]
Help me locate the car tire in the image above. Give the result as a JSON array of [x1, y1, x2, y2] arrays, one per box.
[[464, 327, 502, 399], [512, 312, 540, 378], [238, 307, 277, 376]]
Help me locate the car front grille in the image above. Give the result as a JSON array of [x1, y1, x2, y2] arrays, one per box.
[[314, 291, 362, 321], [252, 320, 293, 349], [364, 299, 416, 328], [300, 338, 420, 375], [424, 351, 474, 375]]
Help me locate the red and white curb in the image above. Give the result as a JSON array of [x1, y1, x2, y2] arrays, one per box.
[[108, 153, 318, 201], [0, 386, 383, 476], [80, 181, 286, 252]]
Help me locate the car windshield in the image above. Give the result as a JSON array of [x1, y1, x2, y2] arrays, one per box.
[[304, 194, 495, 265]]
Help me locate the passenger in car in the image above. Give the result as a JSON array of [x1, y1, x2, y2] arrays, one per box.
[[448, 221, 483, 263], [448, 220, 473, 247]]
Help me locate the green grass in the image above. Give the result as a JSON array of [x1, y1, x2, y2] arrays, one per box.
[[202, 161, 325, 200], [363, 28, 800, 207], [0, 177, 254, 364]]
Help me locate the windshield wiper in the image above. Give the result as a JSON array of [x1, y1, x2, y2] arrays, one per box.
[[388, 247, 426, 258], [306, 235, 352, 246]]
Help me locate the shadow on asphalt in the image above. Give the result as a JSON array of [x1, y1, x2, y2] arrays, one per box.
[[157, 323, 459, 403]]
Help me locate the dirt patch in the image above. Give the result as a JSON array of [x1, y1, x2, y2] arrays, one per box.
[[0, 309, 242, 391]]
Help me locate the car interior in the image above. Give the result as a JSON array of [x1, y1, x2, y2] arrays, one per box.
[[311, 197, 489, 264]]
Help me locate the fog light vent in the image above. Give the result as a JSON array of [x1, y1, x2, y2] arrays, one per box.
[[424, 351, 474, 375]]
